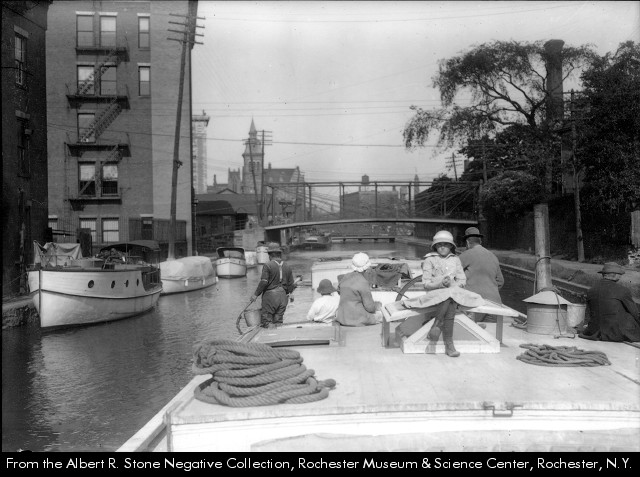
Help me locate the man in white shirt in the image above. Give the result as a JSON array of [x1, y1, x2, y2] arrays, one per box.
[[307, 279, 340, 324]]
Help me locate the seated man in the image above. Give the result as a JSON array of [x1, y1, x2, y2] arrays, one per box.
[[307, 279, 340, 324], [580, 262, 640, 342]]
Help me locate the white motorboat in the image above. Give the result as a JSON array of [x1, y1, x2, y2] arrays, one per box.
[[160, 256, 217, 295], [28, 240, 162, 329], [215, 247, 247, 278]]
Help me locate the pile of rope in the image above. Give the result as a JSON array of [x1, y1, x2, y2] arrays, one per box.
[[516, 343, 611, 367], [192, 339, 336, 407]]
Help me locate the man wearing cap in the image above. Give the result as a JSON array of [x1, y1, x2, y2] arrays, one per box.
[[459, 227, 504, 323], [335, 252, 383, 326], [250, 247, 296, 328], [307, 279, 340, 324], [580, 262, 640, 342]]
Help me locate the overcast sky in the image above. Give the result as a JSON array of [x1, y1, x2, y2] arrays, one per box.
[[191, 1, 640, 186]]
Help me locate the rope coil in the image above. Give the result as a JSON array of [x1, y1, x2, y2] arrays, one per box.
[[192, 339, 336, 406], [516, 343, 611, 367]]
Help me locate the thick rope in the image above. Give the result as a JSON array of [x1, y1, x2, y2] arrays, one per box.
[[193, 339, 336, 406], [516, 344, 611, 367]]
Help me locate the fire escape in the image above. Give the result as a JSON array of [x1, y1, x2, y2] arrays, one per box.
[[65, 38, 130, 211]]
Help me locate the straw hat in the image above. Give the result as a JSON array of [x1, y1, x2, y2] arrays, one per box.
[[598, 262, 625, 275], [430, 230, 456, 252], [463, 227, 483, 240], [317, 279, 337, 295], [351, 252, 371, 272]]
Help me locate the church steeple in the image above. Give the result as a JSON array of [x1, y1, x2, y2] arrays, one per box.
[[242, 118, 263, 194]]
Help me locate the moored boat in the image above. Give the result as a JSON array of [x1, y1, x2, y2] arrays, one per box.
[[160, 256, 217, 295], [215, 247, 247, 278], [117, 253, 640, 452], [28, 240, 162, 329], [302, 229, 332, 249]]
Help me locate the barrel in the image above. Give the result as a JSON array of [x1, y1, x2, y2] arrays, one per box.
[[256, 246, 269, 264], [244, 308, 262, 327], [526, 304, 567, 335], [566, 303, 587, 328]]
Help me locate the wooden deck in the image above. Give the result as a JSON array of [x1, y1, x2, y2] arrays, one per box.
[[118, 315, 640, 452]]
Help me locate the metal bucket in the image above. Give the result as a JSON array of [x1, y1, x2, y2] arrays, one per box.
[[256, 246, 269, 264], [244, 308, 262, 327], [526, 304, 567, 335], [566, 303, 586, 328]]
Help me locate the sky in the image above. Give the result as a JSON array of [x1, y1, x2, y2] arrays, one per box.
[[191, 1, 640, 186]]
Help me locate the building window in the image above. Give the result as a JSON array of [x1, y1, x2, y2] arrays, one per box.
[[138, 17, 150, 49], [79, 163, 96, 197], [15, 34, 26, 85], [102, 218, 119, 243], [79, 218, 97, 243], [101, 163, 118, 195], [100, 16, 116, 47], [78, 113, 95, 143], [77, 15, 94, 47], [77, 65, 95, 94], [18, 120, 29, 175], [100, 66, 117, 95], [141, 217, 153, 240], [138, 66, 150, 96]]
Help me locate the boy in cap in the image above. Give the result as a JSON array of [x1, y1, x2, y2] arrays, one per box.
[[580, 262, 640, 342], [459, 226, 504, 323], [307, 279, 340, 323]]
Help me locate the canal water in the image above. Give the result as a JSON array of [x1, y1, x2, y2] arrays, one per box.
[[1, 242, 533, 452]]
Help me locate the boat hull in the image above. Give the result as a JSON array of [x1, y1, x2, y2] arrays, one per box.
[[161, 274, 217, 295], [28, 267, 162, 329], [215, 258, 247, 278]]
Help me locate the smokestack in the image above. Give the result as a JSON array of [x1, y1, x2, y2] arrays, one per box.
[[544, 39, 564, 124]]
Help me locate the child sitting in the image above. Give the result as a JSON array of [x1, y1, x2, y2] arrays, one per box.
[[307, 279, 340, 324]]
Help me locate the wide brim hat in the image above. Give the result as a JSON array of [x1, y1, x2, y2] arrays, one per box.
[[598, 262, 625, 275], [430, 230, 456, 252], [463, 227, 483, 240], [317, 279, 337, 295], [351, 252, 372, 272]]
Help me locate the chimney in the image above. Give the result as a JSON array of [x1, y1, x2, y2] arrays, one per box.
[[544, 39, 564, 124]]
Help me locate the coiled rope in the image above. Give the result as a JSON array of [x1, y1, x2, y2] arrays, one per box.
[[516, 343, 611, 367], [192, 339, 337, 406]]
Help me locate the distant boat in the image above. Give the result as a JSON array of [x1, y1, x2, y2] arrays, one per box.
[[215, 247, 247, 278], [27, 240, 162, 329], [160, 256, 217, 295], [302, 230, 332, 249]]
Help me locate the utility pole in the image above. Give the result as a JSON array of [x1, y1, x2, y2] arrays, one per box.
[[167, 10, 204, 260], [259, 130, 272, 225], [571, 90, 585, 262]]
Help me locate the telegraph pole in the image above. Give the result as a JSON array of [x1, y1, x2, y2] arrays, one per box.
[[259, 130, 272, 225], [167, 11, 204, 259]]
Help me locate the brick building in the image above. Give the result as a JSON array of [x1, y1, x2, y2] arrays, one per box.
[[45, 0, 198, 258], [2, 1, 51, 296]]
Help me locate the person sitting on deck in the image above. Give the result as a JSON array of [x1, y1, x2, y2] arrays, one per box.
[[395, 230, 470, 357], [579, 262, 640, 342], [307, 279, 340, 324], [335, 253, 383, 326]]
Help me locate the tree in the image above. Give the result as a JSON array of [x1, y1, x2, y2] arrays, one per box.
[[404, 40, 595, 184], [479, 171, 545, 218]]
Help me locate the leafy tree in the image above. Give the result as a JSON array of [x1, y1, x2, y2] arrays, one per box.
[[404, 40, 595, 187], [479, 171, 545, 218], [576, 41, 640, 214]]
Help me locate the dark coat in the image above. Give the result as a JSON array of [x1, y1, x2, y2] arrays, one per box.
[[335, 271, 379, 327], [459, 244, 504, 303], [582, 279, 640, 342]]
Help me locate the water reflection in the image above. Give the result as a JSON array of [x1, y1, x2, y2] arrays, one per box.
[[2, 242, 530, 452]]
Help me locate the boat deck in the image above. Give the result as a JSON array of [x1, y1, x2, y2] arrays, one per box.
[[119, 312, 640, 452]]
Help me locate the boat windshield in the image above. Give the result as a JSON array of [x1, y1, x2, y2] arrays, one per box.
[[219, 249, 244, 259]]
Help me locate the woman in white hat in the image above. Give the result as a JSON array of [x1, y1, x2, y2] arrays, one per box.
[[335, 252, 383, 326], [396, 230, 466, 357]]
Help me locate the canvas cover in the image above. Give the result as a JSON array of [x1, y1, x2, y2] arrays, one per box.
[[160, 256, 215, 280], [33, 241, 82, 267]]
